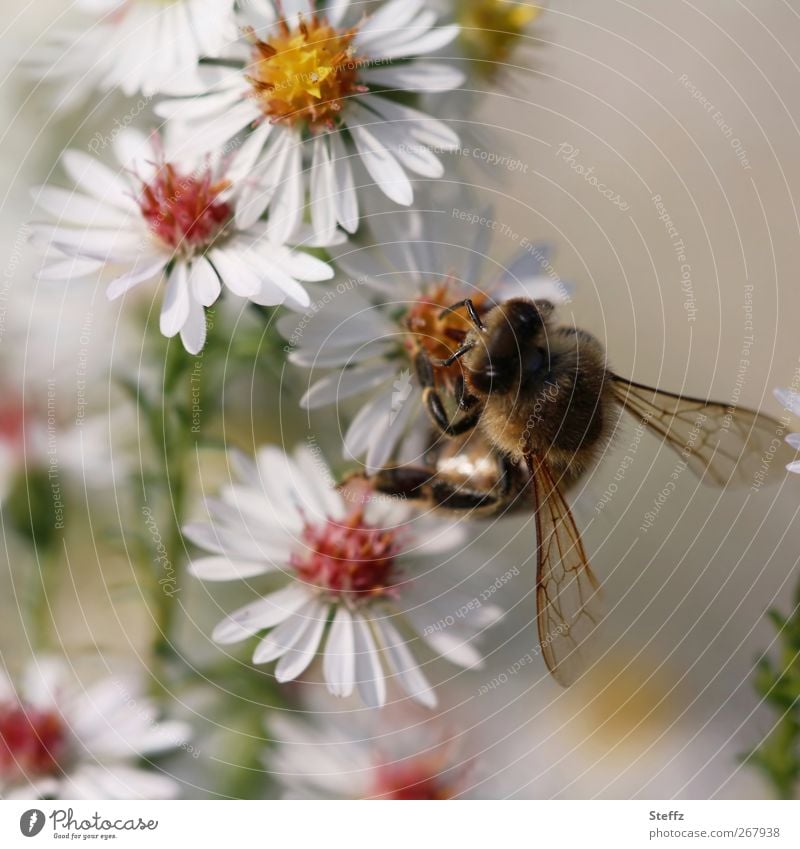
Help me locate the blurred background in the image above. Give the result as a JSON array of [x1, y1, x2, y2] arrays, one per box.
[[2, 0, 800, 799]]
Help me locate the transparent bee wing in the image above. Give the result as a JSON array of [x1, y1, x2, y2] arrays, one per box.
[[611, 375, 793, 488], [529, 456, 603, 687]]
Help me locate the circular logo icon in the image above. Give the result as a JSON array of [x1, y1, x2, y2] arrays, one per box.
[[19, 810, 46, 837]]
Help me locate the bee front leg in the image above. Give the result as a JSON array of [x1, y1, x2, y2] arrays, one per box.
[[368, 465, 436, 503], [413, 350, 482, 437]]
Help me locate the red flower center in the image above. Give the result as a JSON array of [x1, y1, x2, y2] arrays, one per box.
[[139, 163, 232, 253], [371, 760, 454, 800], [292, 507, 402, 602], [0, 404, 25, 448], [0, 702, 67, 781]]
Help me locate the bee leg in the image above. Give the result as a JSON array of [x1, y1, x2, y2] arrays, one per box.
[[429, 480, 499, 511], [369, 465, 435, 502], [423, 387, 482, 436], [454, 374, 479, 411]]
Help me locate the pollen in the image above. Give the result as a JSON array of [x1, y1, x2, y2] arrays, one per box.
[[405, 280, 489, 388], [457, 0, 541, 72], [138, 162, 231, 254], [292, 507, 402, 603], [245, 13, 364, 131]]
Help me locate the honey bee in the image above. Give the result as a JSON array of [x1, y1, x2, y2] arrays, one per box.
[[349, 297, 793, 686]]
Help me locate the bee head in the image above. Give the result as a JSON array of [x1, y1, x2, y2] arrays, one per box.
[[463, 298, 553, 396]]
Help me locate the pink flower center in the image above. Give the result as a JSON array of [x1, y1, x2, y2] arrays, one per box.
[[292, 508, 402, 602], [139, 163, 231, 253], [0, 404, 25, 448], [370, 760, 454, 800], [0, 702, 67, 781]]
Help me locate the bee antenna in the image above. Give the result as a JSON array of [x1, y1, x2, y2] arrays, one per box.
[[439, 299, 487, 332]]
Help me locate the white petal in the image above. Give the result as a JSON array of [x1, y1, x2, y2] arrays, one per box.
[[361, 94, 460, 150], [323, 606, 355, 697], [329, 132, 359, 233], [208, 247, 261, 297], [361, 62, 464, 93], [32, 185, 132, 226], [159, 263, 191, 337], [36, 256, 104, 281], [367, 24, 460, 61], [774, 388, 800, 416], [357, 0, 426, 42], [180, 296, 207, 354], [213, 584, 312, 644], [252, 600, 321, 664], [310, 137, 338, 246], [376, 618, 436, 708], [106, 257, 167, 300], [300, 364, 396, 410], [188, 256, 222, 306], [274, 600, 329, 682], [188, 555, 272, 581], [267, 135, 305, 244], [785, 433, 800, 450], [421, 628, 483, 669], [352, 614, 386, 708], [346, 123, 413, 206], [60, 150, 137, 211]]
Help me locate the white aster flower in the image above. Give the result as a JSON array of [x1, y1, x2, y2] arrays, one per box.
[[30, 0, 237, 105], [266, 713, 476, 799], [279, 197, 570, 471], [31, 130, 335, 354], [773, 387, 800, 473], [184, 444, 499, 709], [0, 657, 189, 800], [156, 0, 464, 243]]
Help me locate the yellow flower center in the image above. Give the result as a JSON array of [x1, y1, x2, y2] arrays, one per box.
[[457, 1, 541, 71], [245, 14, 363, 130]]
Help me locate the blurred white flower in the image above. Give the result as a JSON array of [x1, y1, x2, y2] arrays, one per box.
[[156, 0, 464, 243], [0, 657, 189, 800], [266, 712, 476, 799], [773, 387, 800, 473], [30, 130, 335, 354], [279, 197, 570, 471], [29, 0, 237, 105], [184, 444, 500, 709]]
